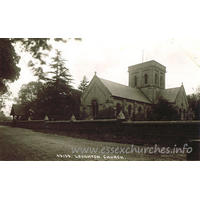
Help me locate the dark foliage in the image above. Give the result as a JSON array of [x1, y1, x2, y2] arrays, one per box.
[[152, 97, 179, 121], [0, 38, 82, 97], [0, 39, 21, 94], [78, 75, 89, 93], [15, 50, 81, 120], [187, 90, 200, 120], [96, 106, 116, 119], [79, 111, 89, 120]]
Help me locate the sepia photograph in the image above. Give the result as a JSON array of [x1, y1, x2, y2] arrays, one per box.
[[1, 1, 200, 199], [0, 38, 200, 161]]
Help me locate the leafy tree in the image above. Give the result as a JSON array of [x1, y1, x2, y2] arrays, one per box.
[[14, 81, 44, 104], [78, 75, 89, 93], [0, 38, 82, 95], [0, 89, 12, 112], [0, 39, 21, 95], [0, 110, 11, 121], [47, 50, 72, 87], [152, 97, 179, 121], [16, 50, 81, 120], [43, 49, 73, 116]]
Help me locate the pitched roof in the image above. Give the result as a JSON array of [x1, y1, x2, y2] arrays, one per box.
[[156, 87, 181, 103], [10, 104, 28, 116], [99, 78, 151, 104]]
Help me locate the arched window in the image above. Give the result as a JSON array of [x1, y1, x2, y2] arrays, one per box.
[[146, 108, 150, 118], [160, 76, 163, 87], [179, 108, 182, 120], [92, 100, 98, 117], [183, 109, 185, 120], [128, 105, 132, 117], [116, 103, 121, 116], [134, 76, 137, 86], [145, 74, 148, 84], [155, 74, 158, 84]]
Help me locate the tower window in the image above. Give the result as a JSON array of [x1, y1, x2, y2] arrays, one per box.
[[134, 76, 137, 86], [160, 76, 163, 87], [155, 74, 158, 84], [145, 74, 148, 84]]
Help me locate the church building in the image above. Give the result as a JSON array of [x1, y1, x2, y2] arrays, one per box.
[[80, 60, 189, 120]]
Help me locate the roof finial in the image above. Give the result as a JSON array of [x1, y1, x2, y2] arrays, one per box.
[[95, 71, 97, 75], [182, 82, 183, 85]]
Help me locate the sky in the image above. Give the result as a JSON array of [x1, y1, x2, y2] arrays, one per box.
[[4, 38, 200, 115]]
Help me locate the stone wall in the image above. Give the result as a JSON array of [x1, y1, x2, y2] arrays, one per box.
[[12, 119, 200, 141]]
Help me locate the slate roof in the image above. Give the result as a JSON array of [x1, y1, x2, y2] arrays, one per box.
[[156, 87, 181, 103], [99, 78, 152, 104], [10, 104, 28, 116]]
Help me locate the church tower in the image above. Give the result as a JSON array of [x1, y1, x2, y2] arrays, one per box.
[[128, 60, 166, 103]]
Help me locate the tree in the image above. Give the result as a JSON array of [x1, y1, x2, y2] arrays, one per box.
[[78, 76, 89, 93], [0, 39, 21, 95], [152, 97, 179, 121], [0, 38, 82, 95], [0, 89, 12, 112], [43, 50, 73, 116], [187, 86, 200, 120], [0, 110, 11, 121], [47, 50, 73, 88], [19, 50, 81, 120], [14, 81, 44, 104]]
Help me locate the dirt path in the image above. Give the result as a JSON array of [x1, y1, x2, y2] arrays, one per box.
[[0, 125, 187, 161]]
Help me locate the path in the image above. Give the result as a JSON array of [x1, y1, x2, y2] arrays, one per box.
[[0, 126, 187, 161]]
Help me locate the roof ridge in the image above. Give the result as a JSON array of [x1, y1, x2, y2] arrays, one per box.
[[99, 77, 139, 90], [163, 86, 181, 90], [99, 77, 151, 104], [99, 77, 127, 86]]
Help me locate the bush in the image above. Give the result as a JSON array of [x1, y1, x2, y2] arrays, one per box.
[[122, 110, 129, 120], [133, 113, 146, 121], [152, 97, 180, 121], [78, 111, 89, 120], [146, 110, 154, 121], [96, 107, 116, 119]]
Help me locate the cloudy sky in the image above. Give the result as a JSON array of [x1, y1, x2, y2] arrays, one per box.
[[4, 38, 200, 115]]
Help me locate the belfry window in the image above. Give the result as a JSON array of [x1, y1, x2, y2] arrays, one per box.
[[155, 74, 158, 84], [145, 74, 148, 84], [134, 76, 137, 86], [160, 76, 163, 87]]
